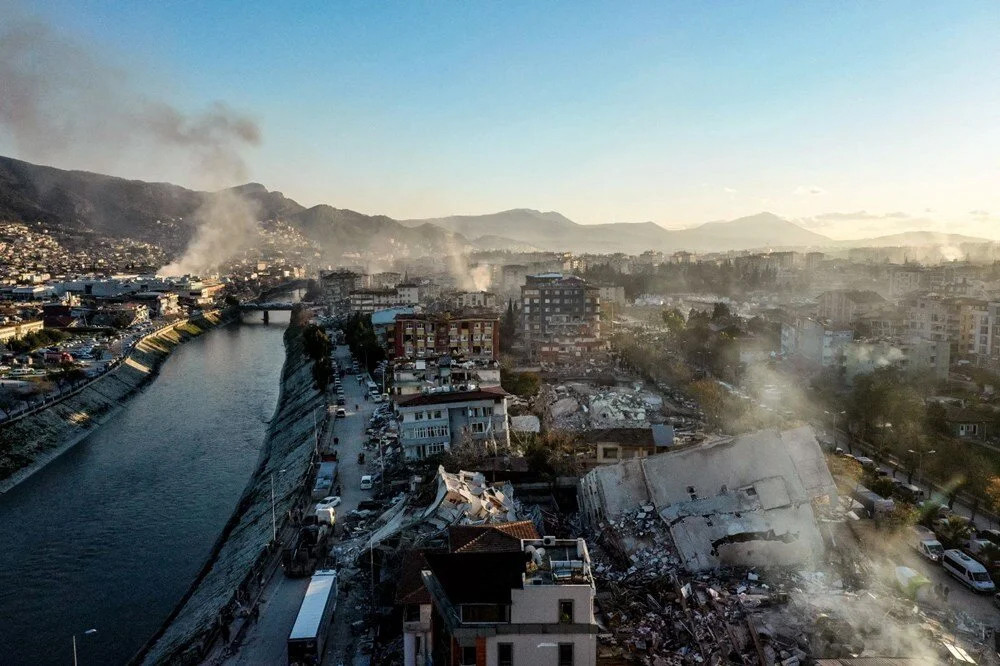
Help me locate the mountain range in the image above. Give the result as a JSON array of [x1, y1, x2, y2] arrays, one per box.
[[0, 155, 992, 258]]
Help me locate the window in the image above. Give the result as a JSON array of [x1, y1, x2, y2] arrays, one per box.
[[497, 643, 513, 666], [404, 604, 421, 621], [558, 599, 574, 623], [460, 645, 477, 666], [415, 411, 424, 420], [558, 643, 573, 666], [471, 422, 486, 433], [433, 410, 443, 419]]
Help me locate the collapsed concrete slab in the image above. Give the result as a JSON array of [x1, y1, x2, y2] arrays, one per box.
[[580, 426, 837, 571]]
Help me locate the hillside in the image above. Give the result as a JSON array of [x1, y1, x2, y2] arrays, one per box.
[[665, 213, 832, 252], [289, 205, 469, 260], [835, 230, 993, 248], [2, 155, 990, 260]]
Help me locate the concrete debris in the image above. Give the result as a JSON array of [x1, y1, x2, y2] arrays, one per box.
[[421, 466, 517, 528]]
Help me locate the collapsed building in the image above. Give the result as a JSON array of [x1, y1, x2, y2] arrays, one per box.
[[579, 426, 838, 571]]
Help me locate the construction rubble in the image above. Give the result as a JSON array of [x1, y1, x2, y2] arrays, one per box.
[[542, 381, 703, 440], [580, 427, 999, 664]]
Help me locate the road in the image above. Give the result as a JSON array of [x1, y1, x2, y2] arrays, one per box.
[[220, 344, 378, 665], [826, 427, 998, 531]]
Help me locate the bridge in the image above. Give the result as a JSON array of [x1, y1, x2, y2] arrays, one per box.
[[239, 301, 297, 311]]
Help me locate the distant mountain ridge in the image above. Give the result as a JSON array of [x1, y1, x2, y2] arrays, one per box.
[[0, 155, 993, 259]]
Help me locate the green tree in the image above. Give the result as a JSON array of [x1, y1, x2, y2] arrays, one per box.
[[661, 308, 685, 336], [936, 515, 973, 548]]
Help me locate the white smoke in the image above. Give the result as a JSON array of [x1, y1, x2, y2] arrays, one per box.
[[0, 7, 262, 276], [160, 190, 260, 276]]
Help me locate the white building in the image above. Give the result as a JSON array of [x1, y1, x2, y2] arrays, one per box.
[[398, 524, 597, 666], [396, 387, 510, 460]]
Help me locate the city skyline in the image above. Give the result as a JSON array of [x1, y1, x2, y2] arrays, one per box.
[[2, 1, 998, 239]]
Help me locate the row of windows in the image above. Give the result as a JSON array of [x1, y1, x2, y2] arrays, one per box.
[[412, 410, 444, 420], [404, 425, 449, 440]]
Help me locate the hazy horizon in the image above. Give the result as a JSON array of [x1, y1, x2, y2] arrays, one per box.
[[2, 1, 998, 240]]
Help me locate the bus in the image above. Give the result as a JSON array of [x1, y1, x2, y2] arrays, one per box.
[[942, 549, 995, 593], [287, 569, 339, 665]]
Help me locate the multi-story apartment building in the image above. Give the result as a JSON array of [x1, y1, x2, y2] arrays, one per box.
[[349, 288, 405, 314], [816, 289, 885, 326], [780, 318, 853, 368], [392, 357, 501, 398], [398, 526, 597, 666], [596, 285, 626, 307], [320, 269, 366, 303], [902, 292, 952, 345], [888, 267, 925, 297], [521, 274, 603, 361], [397, 387, 510, 460], [393, 313, 499, 361], [843, 337, 950, 384], [452, 291, 498, 310]]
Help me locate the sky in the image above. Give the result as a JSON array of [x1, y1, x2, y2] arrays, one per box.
[[2, 1, 999, 239]]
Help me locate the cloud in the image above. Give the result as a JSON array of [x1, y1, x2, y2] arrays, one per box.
[[795, 185, 826, 196], [723, 187, 737, 194], [969, 209, 990, 217]]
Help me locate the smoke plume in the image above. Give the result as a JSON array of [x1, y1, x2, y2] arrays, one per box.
[[0, 8, 263, 275], [160, 190, 260, 277]]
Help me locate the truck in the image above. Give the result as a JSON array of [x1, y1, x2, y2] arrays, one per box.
[[282, 517, 333, 578], [908, 525, 944, 563], [287, 569, 338, 665], [851, 484, 895, 518], [311, 462, 339, 500]]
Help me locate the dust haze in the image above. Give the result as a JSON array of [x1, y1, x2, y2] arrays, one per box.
[[0, 7, 262, 276]]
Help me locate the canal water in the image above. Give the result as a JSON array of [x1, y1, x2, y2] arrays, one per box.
[[0, 310, 290, 665]]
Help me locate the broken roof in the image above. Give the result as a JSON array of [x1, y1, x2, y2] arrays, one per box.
[[581, 427, 837, 571]]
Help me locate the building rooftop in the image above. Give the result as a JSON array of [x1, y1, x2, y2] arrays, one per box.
[[397, 386, 508, 407], [522, 537, 593, 586]]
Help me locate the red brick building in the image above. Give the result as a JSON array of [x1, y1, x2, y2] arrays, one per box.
[[392, 313, 499, 361]]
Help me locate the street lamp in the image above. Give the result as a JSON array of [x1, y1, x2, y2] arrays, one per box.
[[270, 468, 288, 544], [72, 628, 97, 666], [907, 449, 936, 487]]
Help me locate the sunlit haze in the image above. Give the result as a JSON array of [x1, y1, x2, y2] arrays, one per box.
[[3, 1, 999, 238]]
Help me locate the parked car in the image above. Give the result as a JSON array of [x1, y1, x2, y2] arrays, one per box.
[[335, 408, 346, 419]]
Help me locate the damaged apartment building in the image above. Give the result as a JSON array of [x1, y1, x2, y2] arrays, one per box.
[[579, 426, 838, 571], [397, 523, 598, 666]]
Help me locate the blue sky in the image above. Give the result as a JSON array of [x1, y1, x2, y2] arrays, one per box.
[[5, 1, 1000, 237]]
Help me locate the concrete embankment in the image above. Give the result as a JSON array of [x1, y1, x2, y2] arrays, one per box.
[[0, 311, 233, 494], [132, 322, 325, 665]]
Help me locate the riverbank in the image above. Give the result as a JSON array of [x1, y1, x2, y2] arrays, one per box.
[[0, 310, 235, 494], [132, 319, 326, 665]]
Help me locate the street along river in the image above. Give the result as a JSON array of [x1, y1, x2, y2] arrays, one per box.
[[0, 310, 290, 665]]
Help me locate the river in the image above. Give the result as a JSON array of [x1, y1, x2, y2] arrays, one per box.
[[0, 309, 291, 665]]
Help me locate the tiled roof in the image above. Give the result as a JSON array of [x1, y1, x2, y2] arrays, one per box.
[[424, 551, 525, 604], [449, 520, 540, 553], [395, 549, 441, 605]]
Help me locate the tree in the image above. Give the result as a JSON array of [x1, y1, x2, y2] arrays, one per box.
[[868, 475, 897, 500], [985, 476, 1000, 527], [936, 515, 973, 549], [500, 299, 518, 347], [979, 542, 1000, 571], [661, 308, 685, 336]]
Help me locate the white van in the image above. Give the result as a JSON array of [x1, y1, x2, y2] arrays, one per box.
[[360, 475, 373, 490], [942, 549, 995, 593]]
